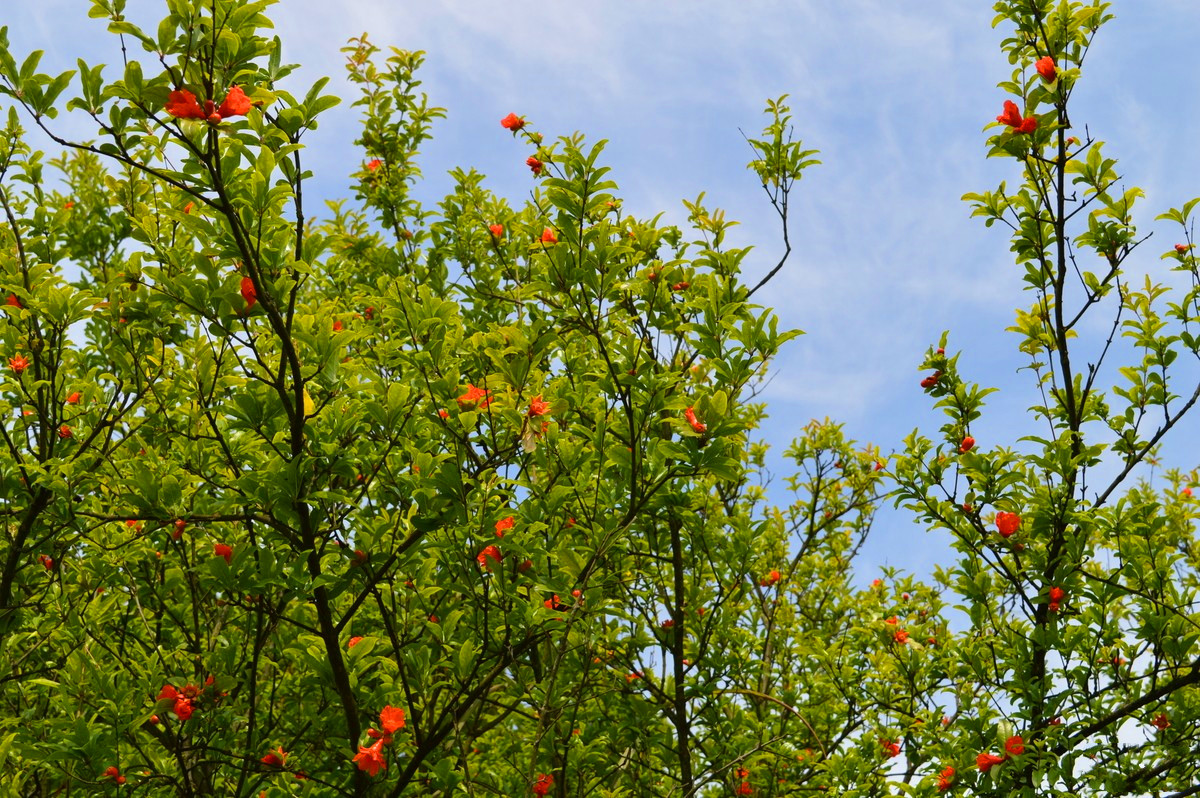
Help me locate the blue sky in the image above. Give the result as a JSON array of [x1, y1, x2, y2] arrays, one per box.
[[10, 0, 1200, 577]]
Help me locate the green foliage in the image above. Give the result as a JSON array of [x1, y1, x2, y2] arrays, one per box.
[[898, 1, 1200, 795], [3, 1, 1200, 796], [0, 2, 911, 796]]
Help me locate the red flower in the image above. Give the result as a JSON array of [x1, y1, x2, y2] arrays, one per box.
[[57, 424, 72, 439], [759, 569, 781, 587], [533, 773, 554, 796], [672, 281, 690, 291], [332, 320, 343, 332], [685, 406, 707, 434], [920, 371, 940, 389], [65, 391, 81, 404], [39, 554, 54, 570], [736, 782, 753, 796], [996, 100, 1037, 134], [885, 616, 898, 625], [1035, 56, 1057, 83], [1048, 586, 1065, 613], [457, 383, 492, 409], [353, 739, 387, 777], [527, 156, 544, 175], [959, 436, 975, 453], [501, 113, 526, 131], [366, 158, 382, 171], [63, 201, 74, 209], [183, 201, 194, 214], [261, 746, 288, 768], [173, 696, 195, 720], [495, 516, 514, 537], [1176, 244, 1189, 254], [543, 594, 565, 611], [1152, 712, 1171, 730], [893, 628, 909, 644], [880, 737, 900, 758], [164, 89, 204, 118], [213, 543, 233, 563], [489, 223, 504, 238], [541, 227, 558, 244], [437, 408, 449, 419], [218, 86, 251, 117], [1004, 735, 1024, 756], [348, 636, 364, 648], [5, 293, 21, 308], [477, 544, 502, 570], [380, 705, 406, 733], [976, 751, 1006, 773], [240, 276, 257, 309], [996, 511, 1020, 538], [937, 766, 956, 792], [9, 354, 30, 375], [528, 395, 550, 417]]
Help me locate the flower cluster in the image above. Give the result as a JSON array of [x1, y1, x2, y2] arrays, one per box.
[[976, 735, 1024, 774], [165, 86, 252, 124], [156, 681, 211, 722], [759, 569, 781, 587], [353, 705, 406, 777]]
